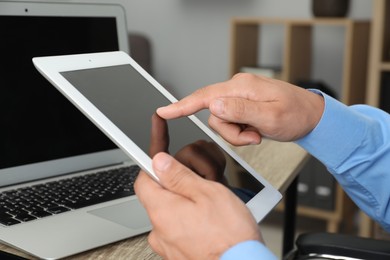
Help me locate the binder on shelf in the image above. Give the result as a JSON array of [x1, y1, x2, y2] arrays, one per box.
[[297, 158, 315, 208], [297, 157, 336, 211], [380, 72, 390, 114], [313, 159, 336, 211]]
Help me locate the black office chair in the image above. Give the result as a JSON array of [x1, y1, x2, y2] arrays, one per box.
[[284, 232, 390, 260]]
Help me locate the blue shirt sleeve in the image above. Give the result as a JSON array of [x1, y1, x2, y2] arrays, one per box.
[[220, 240, 277, 260], [220, 90, 390, 259], [296, 90, 390, 232]]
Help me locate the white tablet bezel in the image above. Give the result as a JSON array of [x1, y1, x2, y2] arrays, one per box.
[[33, 51, 282, 222]]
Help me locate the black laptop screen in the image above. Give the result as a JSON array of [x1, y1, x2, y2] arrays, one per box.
[[0, 16, 119, 169]]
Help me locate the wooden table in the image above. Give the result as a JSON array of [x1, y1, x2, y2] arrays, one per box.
[[229, 139, 309, 193], [0, 139, 309, 259]]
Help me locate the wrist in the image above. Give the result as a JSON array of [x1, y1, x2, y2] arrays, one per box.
[[306, 89, 325, 133], [220, 240, 277, 260]]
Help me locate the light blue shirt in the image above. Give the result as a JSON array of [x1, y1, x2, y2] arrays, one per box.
[[221, 91, 390, 259]]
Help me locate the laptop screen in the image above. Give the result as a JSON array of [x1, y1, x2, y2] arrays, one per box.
[[0, 16, 121, 170]]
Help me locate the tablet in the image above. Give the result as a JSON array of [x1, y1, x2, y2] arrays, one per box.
[[33, 51, 282, 222]]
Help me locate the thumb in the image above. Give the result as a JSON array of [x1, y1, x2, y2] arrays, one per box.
[[153, 152, 204, 200], [208, 98, 263, 145]]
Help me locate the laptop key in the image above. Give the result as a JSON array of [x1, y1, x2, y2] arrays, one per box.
[[0, 218, 21, 226], [47, 206, 70, 214], [30, 210, 52, 218], [0, 212, 13, 219], [15, 214, 37, 222]]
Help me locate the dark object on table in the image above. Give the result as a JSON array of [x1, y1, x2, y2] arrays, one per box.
[[312, 0, 350, 17], [0, 250, 28, 260], [295, 80, 337, 99]]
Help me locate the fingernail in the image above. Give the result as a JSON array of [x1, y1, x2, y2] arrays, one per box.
[[211, 99, 224, 116], [154, 153, 172, 172], [156, 106, 166, 114], [249, 140, 261, 145]]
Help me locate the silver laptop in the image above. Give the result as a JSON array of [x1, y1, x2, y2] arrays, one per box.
[[0, 2, 153, 259]]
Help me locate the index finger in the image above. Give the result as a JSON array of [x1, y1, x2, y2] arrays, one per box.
[[156, 82, 227, 119]]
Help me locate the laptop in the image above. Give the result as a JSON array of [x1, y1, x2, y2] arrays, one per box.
[[0, 1, 154, 259], [32, 49, 283, 234]]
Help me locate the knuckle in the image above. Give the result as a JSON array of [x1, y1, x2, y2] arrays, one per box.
[[166, 168, 189, 191], [233, 72, 258, 82], [232, 99, 246, 119], [193, 87, 208, 100]]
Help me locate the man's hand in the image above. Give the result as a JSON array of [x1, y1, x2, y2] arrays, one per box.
[[134, 153, 263, 260], [157, 73, 324, 145]]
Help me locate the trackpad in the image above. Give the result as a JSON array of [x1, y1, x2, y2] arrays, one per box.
[[88, 200, 151, 229]]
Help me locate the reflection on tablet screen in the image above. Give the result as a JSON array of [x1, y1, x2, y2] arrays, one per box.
[[61, 65, 264, 202]]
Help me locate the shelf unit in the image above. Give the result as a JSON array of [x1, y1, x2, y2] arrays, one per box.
[[230, 18, 370, 105], [362, 0, 390, 238], [367, 0, 390, 107], [230, 18, 370, 232]]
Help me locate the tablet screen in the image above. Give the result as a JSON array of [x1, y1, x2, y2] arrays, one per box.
[[61, 65, 264, 202]]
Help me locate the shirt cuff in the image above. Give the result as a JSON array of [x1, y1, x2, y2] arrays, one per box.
[[220, 240, 277, 260], [295, 90, 370, 171]]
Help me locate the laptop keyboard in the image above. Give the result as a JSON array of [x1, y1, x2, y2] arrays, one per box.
[[0, 165, 140, 226]]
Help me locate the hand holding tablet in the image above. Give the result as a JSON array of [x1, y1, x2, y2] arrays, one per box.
[[33, 51, 281, 222]]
